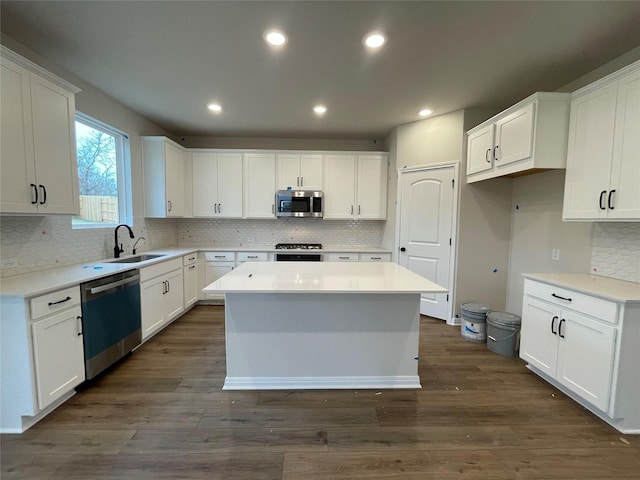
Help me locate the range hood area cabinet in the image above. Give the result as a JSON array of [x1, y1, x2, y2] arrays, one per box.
[[562, 61, 640, 221], [466, 92, 571, 183], [142, 136, 185, 218], [0, 46, 81, 215]]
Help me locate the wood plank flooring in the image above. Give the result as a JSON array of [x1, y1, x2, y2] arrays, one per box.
[[2, 305, 638, 479]]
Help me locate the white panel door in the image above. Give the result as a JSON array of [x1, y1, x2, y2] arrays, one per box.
[[398, 166, 454, 320], [563, 82, 618, 219], [183, 264, 198, 308], [466, 124, 494, 175], [31, 306, 85, 409], [494, 103, 535, 167], [323, 155, 356, 219], [140, 279, 165, 339], [216, 152, 243, 217], [609, 69, 640, 219], [519, 297, 560, 378], [163, 269, 185, 322], [30, 74, 79, 215], [0, 57, 36, 213], [556, 310, 616, 412], [163, 142, 184, 217], [192, 152, 218, 217]]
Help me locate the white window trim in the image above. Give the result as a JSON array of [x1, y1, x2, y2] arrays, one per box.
[[73, 112, 133, 229]]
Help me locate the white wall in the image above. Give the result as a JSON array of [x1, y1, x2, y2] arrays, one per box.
[[180, 136, 383, 151], [505, 171, 593, 316]]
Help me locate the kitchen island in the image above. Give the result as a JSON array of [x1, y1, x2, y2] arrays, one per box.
[[203, 261, 447, 390]]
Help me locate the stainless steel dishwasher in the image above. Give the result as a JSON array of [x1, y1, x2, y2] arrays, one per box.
[[80, 269, 141, 379]]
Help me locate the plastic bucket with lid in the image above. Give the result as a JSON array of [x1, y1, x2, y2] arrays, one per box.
[[486, 311, 522, 356], [460, 302, 491, 343]]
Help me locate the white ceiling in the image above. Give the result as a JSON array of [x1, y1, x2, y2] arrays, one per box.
[[2, 1, 640, 140]]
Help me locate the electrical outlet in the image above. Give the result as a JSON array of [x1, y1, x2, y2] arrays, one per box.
[[552, 248, 560, 261]]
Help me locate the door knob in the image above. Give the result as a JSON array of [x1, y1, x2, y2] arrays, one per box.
[[400, 247, 406, 252]]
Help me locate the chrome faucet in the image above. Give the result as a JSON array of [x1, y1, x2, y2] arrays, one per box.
[[132, 236, 146, 255], [114, 224, 135, 258]]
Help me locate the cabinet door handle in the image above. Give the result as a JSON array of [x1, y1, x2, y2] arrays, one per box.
[[30, 184, 38, 204], [162, 281, 166, 294], [188, 265, 196, 270], [247, 255, 258, 259], [358, 205, 361, 214], [77, 316, 83, 336], [350, 205, 354, 214], [300, 176, 304, 186], [551, 315, 558, 335], [551, 293, 572, 302], [599, 190, 607, 210], [48, 296, 72, 306], [272, 204, 275, 214], [218, 203, 222, 214], [166, 280, 170, 293], [338, 256, 350, 260], [371, 256, 382, 260], [558, 318, 565, 338], [296, 176, 300, 187], [493, 145, 499, 161], [485, 148, 491, 163], [39, 185, 47, 205], [168, 200, 172, 212], [608, 190, 616, 210]]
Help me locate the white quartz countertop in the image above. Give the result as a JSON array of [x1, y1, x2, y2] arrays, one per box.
[[0, 247, 197, 298], [203, 261, 447, 294], [0, 245, 393, 298], [523, 273, 640, 303]]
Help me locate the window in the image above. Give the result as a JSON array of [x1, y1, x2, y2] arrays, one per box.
[[73, 113, 132, 228]]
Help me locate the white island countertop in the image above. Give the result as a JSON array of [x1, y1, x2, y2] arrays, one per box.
[[204, 261, 447, 294]]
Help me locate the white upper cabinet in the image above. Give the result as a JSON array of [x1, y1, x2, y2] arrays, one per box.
[[563, 61, 640, 221], [324, 154, 387, 220], [142, 136, 185, 217], [466, 92, 570, 183], [245, 153, 276, 218], [1, 47, 80, 215], [277, 153, 323, 190], [192, 152, 243, 218]]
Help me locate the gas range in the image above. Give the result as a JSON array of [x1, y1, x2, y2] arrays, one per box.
[[275, 243, 323, 250], [274, 243, 323, 261]]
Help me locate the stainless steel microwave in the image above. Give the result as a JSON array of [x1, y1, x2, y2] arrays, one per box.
[[275, 190, 323, 218]]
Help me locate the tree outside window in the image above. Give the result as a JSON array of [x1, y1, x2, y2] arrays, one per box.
[[73, 115, 131, 228]]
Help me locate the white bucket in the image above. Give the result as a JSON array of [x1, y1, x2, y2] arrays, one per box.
[[460, 302, 491, 343]]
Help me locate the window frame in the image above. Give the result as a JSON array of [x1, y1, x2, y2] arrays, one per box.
[[73, 112, 133, 229]]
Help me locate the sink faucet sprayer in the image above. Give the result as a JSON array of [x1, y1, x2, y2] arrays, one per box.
[[114, 224, 135, 258], [132, 236, 145, 255]]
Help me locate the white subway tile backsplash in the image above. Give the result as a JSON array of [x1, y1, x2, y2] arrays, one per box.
[[177, 218, 384, 247]]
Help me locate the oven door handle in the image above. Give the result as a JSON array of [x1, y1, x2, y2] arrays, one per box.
[[88, 274, 140, 295]]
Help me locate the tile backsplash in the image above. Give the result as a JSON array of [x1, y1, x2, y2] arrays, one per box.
[[177, 218, 385, 247], [0, 216, 178, 277], [591, 223, 640, 283]]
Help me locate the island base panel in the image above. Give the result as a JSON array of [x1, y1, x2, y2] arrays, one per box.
[[223, 293, 421, 390]]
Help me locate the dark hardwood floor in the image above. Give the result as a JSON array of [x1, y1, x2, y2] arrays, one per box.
[[2, 305, 639, 479]]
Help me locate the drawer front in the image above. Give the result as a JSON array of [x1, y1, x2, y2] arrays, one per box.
[[524, 279, 618, 324], [30, 285, 81, 320], [204, 251, 235, 262], [325, 253, 359, 262], [140, 257, 183, 283], [237, 252, 268, 262], [359, 253, 391, 262], [182, 252, 198, 266]]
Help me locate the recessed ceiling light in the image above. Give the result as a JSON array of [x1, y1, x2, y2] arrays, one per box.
[[363, 32, 387, 49], [313, 105, 327, 115], [207, 103, 222, 113], [264, 29, 287, 47], [419, 108, 433, 117]]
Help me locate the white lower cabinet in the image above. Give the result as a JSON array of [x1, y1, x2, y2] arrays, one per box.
[[32, 305, 85, 410], [202, 251, 236, 301], [140, 258, 184, 341], [183, 253, 199, 308], [1, 285, 85, 432], [520, 278, 639, 433]]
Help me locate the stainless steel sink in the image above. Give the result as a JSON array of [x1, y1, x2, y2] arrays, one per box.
[[108, 254, 166, 263]]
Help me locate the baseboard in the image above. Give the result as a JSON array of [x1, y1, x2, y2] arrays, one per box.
[[222, 375, 422, 390]]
